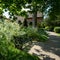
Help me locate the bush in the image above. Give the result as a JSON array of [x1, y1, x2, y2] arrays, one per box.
[[45, 26, 54, 31], [41, 21, 45, 28], [0, 19, 48, 60], [54, 27, 60, 33], [0, 20, 39, 60], [21, 27, 48, 42], [41, 19, 60, 31], [14, 27, 48, 50]]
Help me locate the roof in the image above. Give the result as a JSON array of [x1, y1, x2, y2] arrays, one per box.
[[27, 12, 42, 18]]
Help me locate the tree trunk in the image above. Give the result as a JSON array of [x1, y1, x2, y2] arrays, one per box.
[[33, 5, 37, 27], [33, 11, 37, 27]]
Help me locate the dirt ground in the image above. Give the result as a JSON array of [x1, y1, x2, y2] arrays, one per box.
[[28, 31, 60, 60]]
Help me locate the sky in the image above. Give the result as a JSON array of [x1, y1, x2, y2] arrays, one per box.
[[3, 10, 10, 18], [3, 8, 30, 18]]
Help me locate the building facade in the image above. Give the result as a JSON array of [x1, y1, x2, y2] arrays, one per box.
[[16, 11, 43, 25]]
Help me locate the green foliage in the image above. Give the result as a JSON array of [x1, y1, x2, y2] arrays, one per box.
[[41, 18, 60, 31], [1, 0, 60, 27], [13, 26, 48, 50], [54, 20, 60, 26], [41, 22, 45, 28], [37, 23, 42, 28], [0, 0, 60, 20], [0, 7, 3, 14], [0, 20, 39, 60], [24, 27, 48, 42], [54, 27, 60, 33], [0, 19, 48, 60], [43, 0, 60, 19], [0, 0, 44, 27], [45, 26, 54, 31], [15, 27, 48, 43]]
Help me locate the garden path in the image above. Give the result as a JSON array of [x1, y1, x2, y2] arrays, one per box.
[[28, 31, 60, 60]]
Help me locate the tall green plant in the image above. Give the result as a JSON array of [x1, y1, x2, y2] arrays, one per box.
[[0, 20, 39, 60], [14, 27, 48, 50]]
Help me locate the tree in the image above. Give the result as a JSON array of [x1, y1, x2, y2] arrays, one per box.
[[0, 0, 26, 19], [24, 0, 44, 27], [43, 0, 60, 20], [26, 0, 60, 20], [0, 0, 60, 26], [0, 0, 44, 27]]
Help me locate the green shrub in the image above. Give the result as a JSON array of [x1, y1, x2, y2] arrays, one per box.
[[0, 19, 48, 60], [37, 22, 42, 28], [41, 21, 45, 28], [45, 26, 50, 31], [54, 27, 60, 33], [0, 20, 39, 60], [14, 27, 48, 50], [21, 27, 48, 42], [41, 19, 60, 31], [54, 20, 60, 26], [45, 26, 54, 31]]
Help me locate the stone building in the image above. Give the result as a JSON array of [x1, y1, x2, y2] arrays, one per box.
[[16, 11, 43, 25]]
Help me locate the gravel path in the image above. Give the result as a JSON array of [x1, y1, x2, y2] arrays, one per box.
[[28, 31, 60, 60]]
